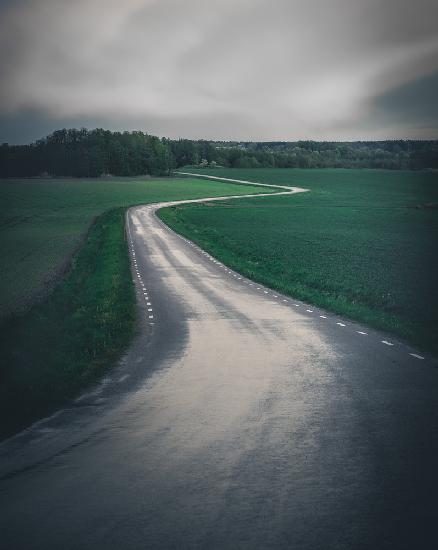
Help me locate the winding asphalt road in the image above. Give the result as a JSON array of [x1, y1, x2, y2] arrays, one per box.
[[1, 178, 438, 549]]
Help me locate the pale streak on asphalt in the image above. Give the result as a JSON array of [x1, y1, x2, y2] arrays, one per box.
[[1, 177, 437, 549]]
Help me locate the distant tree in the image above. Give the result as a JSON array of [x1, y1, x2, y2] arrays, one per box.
[[1, 132, 437, 177]]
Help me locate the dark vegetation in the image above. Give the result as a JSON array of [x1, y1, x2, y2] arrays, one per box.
[[0, 208, 135, 438], [208, 140, 438, 170], [0, 129, 174, 177], [1, 128, 437, 177], [160, 168, 438, 356]]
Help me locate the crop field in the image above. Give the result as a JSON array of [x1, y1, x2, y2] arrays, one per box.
[[0, 177, 271, 318], [160, 168, 438, 355]]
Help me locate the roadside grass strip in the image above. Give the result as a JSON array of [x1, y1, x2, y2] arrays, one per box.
[[0, 208, 136, 438], [163, 216, 430, 364], [158, 168, 438, 358]]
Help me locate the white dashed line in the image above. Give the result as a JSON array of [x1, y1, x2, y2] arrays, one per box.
[[118, 374, 130, 383], [337, 322, 346, 327], [282, 299, 288, 302], [294, 304, 300, 307], [357, 331, 367, 335], [381, 340, 394, 346], [148, 315, 154, 319], [273, 295, 278, 298], [306, 309, 313, 313], [264, 291, 269, 294], [320, 315, 327, 319], [410, 353, 424, 360]]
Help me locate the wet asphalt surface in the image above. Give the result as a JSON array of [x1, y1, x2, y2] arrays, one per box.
[[1, 192, 438, 550]]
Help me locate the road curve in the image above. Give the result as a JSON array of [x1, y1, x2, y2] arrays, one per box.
[[174, 170, 300, 190], [1, 180, 438, 550]]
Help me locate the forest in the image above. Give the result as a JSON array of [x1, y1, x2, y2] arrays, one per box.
[[1, 128, 437, 177]]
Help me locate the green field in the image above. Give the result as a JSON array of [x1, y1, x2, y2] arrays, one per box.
[[160, 168, 438, 355], [0, 176, 270, 437], [0, 208, 136, 436], [0, 177, 272, 318]]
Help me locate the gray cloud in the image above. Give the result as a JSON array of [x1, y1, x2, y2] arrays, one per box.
[[1, 0, 437, 143], [366, 71, 438, 139]]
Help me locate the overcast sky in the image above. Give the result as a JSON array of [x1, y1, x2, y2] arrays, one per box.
[[1, 0, 437, 143]]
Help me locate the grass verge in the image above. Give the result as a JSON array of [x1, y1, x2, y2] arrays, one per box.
[[158, 169, 438, 356], [0, 208, 135, 438]]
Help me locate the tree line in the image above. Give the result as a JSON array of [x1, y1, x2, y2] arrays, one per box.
[[0, 129, 174, 177], [1, 128, 437, 177], [206, 140, 438, 170]]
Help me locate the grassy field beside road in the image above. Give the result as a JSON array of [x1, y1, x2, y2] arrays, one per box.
[[0, 177, 273, 318], [0, 208, 135, 437], [0, 177, 270, 437], [160, 168, 438, 355]]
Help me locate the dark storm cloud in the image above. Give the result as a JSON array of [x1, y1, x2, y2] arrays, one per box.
[[0, 109, 114, 145], [377, 72, 438, 121], [1, 0, 437, 143], [369, 72, 438, 137]]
